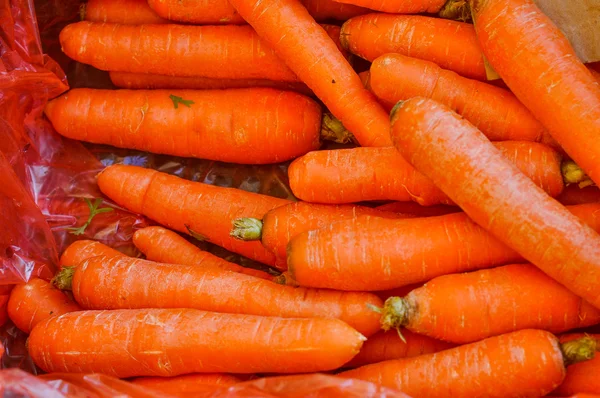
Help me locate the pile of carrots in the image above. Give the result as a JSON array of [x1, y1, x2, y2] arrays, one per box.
[[4, 0, 600, 396]]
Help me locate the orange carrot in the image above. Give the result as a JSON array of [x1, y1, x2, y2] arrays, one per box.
[[56, 255, 382, 336], [28, 308, 365, 377], [375, 202, 459, 218], [341, 14, 485, 80], [97, 165, 290, 266], [147, 0, 244, 24], [59, 239, 123, 268], [288, 142, 565, 205], [132, 374, 241, 396], [345, 330, 454, 368], [341, 329, 596, 398], [60, 22, 298, 82], [321, 24, 354, 64], [557, 185, 600, 206], [391, 97, 600, 309], [552, 334, 600, 396], [227, 0, 391, 147], [285, 203, 600, 291], [45, 88, 322, 165], [370, 54, 553, 144], [133, 226, 275, 280], [332, 0, 446, 13], [470, 0, 600, 186], [84, 0, 168, 24], [6, 278, 81, 334], [302, 0, 369, 20]]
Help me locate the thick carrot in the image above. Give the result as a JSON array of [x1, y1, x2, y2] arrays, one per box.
[[380, 264, 600, 344], [60, 22, 298, 82], [56, 255, 382, 336], [557, 185, 600, 206], [6, 278, 81, 334], [391, 97, 600, 310], [227, 0, 391, 147], [133, 226, 274, 280], [59, 239, 123, 268], [230, 202, 408, 269], [345, 330, 454, 368], [370, 54, 553, 144], [45, 88, 322, 165], [28, 308, 365, 377], [469, 0, 600, 186], [132, 374, 241, 396], [341, 329, 596, 398], [375, 202, 459, 218], [97, 165, 290, 266], [84, 0, 168, 24], [288, 142, 565, 205], [332, 0, 446, 13], [552, 334, 600, 396], [286, 203, 600, 291], [341, 14, 485, 80]]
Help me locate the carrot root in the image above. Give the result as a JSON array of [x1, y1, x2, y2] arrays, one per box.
[[52, 267, 76, 290], [561, 337, 598, 366], [230, 218, 263, 241]]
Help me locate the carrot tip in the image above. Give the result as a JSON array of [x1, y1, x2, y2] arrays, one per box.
[[52, 266, 76, 291], [561, 336, 598, 366], [230, 218, 263, 241], [438, 0, 472, 22], [321, 113, 356, 144], [562, 160, 595, 188], [380, 296, 410, 332]]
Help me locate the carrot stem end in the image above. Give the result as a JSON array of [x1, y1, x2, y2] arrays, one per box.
[[380, 296, 410, 332], [52, 266, 76, 291], [562, 160, 595, 188], [561, 336, 598, 367], [321, 113, 356, 144], [230, 218, 263, 241], [439, 0, 472, 22]]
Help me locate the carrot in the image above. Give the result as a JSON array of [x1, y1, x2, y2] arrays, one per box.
[[227, 0, 391, 147], [6, 278, 81, 334], [56, 255, 382, 336], [132, 374, 241, 396], [340, 14, 485, 80], [84, 0, 168, 24], [341, 329, 597, 398], [288, 142, 565, 206], [28, 308, 365, 377], [552, 334, 600, 396], [469, 0, 600, 187], [133, 226, 275, 280], [230, 202, 409, 269], [97, 165, 290, 266], [285, 203, 600, 291], [375, 202, 459, 218], [45, 88, 323, 165], [60, 22, 298, 82], [557, 185, 600, 206], [59, 239, 123, 268], [358, 71, 370, 89], [345, 330, 454, 368], [332, 0, 446, 13], [370, 54, 554, 144], [302, 0, 369, 20]]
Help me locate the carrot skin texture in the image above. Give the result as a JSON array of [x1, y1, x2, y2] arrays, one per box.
[[59, 240, 123, 267], [148, 0, 243, 24], [132, 373, 241, 395], [288, 142, 564, 205], [227, 0, 391, 147], [85, 0, 168, 24], [134, 227, 274, 280], [287, 203, 600, 291], [340, 329, 566, 398], [391, 97, 600, 309], [332, 0, 446, 13], [341, 14, 486, 80], [97, 165, 290, 266], [28, 308, 365, 377], [7, 278, 81, 334], [471, 0, 600, 186], [45, 88, 322, 165], [375, 202, 459, 218], [552, 334, 600, 396], [60, 22, 298, 82]]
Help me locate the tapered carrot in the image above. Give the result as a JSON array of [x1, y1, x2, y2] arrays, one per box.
[[230, 202, 408, 268], [56, 255, 382, 336], [60, 22, 298, 82], [29, 308, 365, 377], [391, 97, 600, 309], [557, 185, 600, 206], [132, 374, 241, 396], [134, 226, 274, 280], [341, 329, 597, 398], [97, 165, 290, 266], [59, 239, 123, 268], [375, 202, 459, 218], [227, 0, 391, 147], [288, 142, 564, 205], [6, 278, 81, 334], [370, 54, 553, 144], [45, 88, 322, 165], [341, 14, 485, 80], [345, 330, 454, 368], [286, 203, 600, 291], [552, 334, 600, 396], [469, 0, 600, 186], [333, 0, 446, 13], [84, 0, 168, 24]]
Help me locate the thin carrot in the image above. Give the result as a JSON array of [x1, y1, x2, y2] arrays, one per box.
[[97, 165, 290, 266], [375, 202, 459, 218], [28, 308, 365, 377], [59, 239, 123, 268], [332, 0, 446, 13], [285, 203, 600, 291], [6, 278, 81, 334], [340, 14, 486, 80], [557, 185, 600, 206], [230, 202, 409, 269], [345, 330, 454, 368], [133, 226, 275, 280], [132, 374, 241, 396], [60, 22, 298, 82], [227, 0, 391, 147], [469, 0, 600, 186], [302, 0, 369, 20], [552, 334, 600, 396], [45, 88, 323, 165], [341, 329, 597, 398], [56, 254, 382, 336], [84, 0, 168, 24], [288, 142, 565, 206], [391, 97, 600, 309], [370, 53, 554, 144]]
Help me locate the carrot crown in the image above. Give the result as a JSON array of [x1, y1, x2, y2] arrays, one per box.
[[562, 160, 595, 188], [320, 113, 356, 145], [380, 297, 410, 331], [230, 218, 263, 241], [438, 0, 471, 22], [561, 336, 598, 366], [52, 266, 76, 291]]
